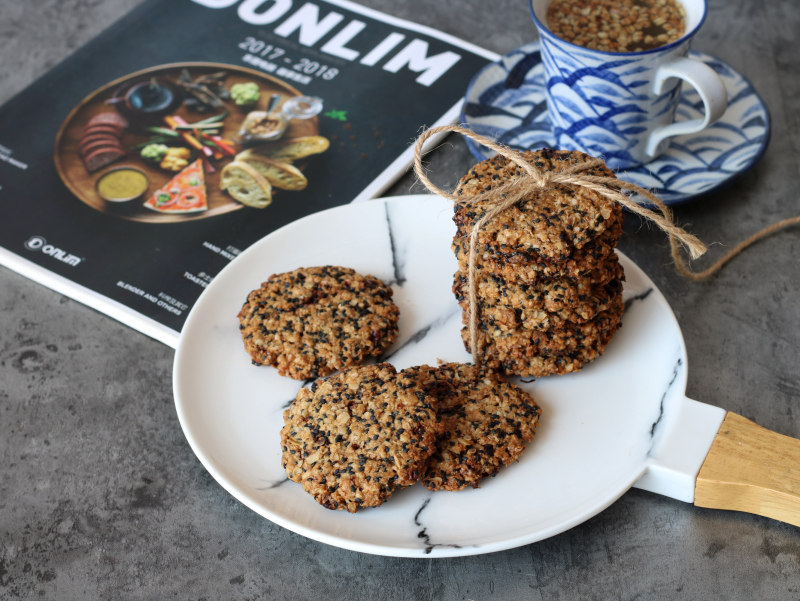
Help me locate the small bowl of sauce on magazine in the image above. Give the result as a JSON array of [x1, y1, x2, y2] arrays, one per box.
[[96, 167, 150, 203]]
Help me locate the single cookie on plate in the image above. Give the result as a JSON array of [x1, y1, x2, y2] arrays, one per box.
[[238, 265, 399, 379], [402, 363, 541, 492], [280, 363, 439, 512]]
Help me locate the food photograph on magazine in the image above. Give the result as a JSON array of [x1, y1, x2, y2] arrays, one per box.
[[57, 64, 330, 220]]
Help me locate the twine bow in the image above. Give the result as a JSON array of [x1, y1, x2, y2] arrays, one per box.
[[412, 124, 797, 363]]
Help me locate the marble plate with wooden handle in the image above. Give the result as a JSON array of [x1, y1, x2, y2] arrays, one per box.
[[173, 194, 800, 557]]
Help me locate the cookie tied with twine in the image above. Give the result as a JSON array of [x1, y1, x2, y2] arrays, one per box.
[[412, 124, 707, 369]]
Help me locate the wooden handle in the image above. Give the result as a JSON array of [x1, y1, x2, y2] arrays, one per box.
[[695, 412, 800, 526]]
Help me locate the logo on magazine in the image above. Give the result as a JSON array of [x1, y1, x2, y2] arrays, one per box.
[[192, 0, 462, 86], [24, 236, 83, 267]]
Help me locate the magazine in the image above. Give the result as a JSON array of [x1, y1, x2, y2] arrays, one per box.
[[0, 0, 496, 347]]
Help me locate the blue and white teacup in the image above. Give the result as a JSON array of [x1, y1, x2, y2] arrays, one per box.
[[530, 0, 727, 169]]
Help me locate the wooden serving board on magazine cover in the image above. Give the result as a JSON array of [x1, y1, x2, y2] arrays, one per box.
[[54, 62, 318, 224]]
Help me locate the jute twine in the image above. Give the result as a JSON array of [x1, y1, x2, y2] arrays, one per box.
[[412, 124, 800, 363]]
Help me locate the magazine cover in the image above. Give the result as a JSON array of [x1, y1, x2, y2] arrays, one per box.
[[0, 0, 494, 346]]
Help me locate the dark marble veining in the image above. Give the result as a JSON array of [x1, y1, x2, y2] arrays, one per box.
[[413, 497, 463, 555], [384, 201, 407, 286], [623, 287, 653, 312], [649, 356, 684, 441]]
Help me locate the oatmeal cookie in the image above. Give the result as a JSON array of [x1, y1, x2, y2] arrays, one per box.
[[238, 265, 399, 379], [465, 306, 623, 377], [402, 363, 541, 491], [280, 363, 439, 512], [453, 148, 623, 258], [462, 293, 623, 335], [452, 218, 622, 281], [453, 262, 624, 323], [491, 350, 607, 378]]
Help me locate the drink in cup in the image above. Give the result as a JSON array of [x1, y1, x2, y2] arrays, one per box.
[[529, 0, 727, 169]]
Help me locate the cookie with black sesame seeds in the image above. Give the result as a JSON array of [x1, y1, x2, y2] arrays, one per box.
[[463, 306, 623, 377], [401, 363, 541, 492], [453, 253, 623, 307], [469, 301, 623, 353], [462, 293, 624, 336], [280, 363, 439, 512], [498, 351, 600, 377], [452, 149, 623, 258], [453, 261, 624, 323], [238, 265, 399, 379], [452, 217, 622, 281]]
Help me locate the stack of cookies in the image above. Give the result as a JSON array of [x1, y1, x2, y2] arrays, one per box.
[[451, 148, 625, 377]]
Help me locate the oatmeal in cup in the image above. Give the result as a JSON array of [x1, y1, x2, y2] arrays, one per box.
[[530, 0, 728, 168]]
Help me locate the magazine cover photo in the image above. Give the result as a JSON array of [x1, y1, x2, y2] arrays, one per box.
[[0, 0, 492, 344]]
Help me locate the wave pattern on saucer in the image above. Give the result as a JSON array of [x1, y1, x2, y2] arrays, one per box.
[[461, 42, 770, 205]]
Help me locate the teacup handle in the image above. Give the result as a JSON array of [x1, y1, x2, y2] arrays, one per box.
[[646, 57, 728, 159]]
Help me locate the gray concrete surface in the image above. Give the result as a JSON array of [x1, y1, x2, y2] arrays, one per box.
[[2, 0, 800, 599]]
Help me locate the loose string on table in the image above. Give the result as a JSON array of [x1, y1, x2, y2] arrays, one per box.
[[412, 124, 799, 362]]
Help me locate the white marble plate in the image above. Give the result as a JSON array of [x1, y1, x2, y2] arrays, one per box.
[[173, 195, 695, 557], [461, 42, 770, 205]]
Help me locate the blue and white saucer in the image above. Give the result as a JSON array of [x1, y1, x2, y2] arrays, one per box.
[[460, 42, 770, 205]]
